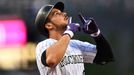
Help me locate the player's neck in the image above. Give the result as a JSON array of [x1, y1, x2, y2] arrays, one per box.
[[49, 30, 64, 40]]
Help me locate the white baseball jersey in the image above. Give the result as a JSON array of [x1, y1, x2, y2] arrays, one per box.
[[36, 38, 97, 75]]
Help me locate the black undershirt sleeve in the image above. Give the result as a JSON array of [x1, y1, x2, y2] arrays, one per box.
[[41, 50, 49, 66], [93, 34, 114, 65]]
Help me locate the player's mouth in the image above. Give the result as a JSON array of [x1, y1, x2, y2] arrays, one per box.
[[64, 15, 68, 20]]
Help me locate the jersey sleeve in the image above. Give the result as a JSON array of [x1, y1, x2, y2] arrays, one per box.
[[76, 40, 97, 63], [36, 39, 56, 67]]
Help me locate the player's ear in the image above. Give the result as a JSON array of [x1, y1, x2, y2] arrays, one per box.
[[45, 23, 53, 30]]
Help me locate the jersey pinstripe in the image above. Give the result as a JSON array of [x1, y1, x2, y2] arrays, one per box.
[[36, 38, 97, 75]]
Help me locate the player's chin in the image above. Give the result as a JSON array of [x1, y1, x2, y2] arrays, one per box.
[[63, 20, 68, 25]]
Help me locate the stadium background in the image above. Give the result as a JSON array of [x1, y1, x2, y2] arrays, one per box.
[[0, 0, 134, 75]]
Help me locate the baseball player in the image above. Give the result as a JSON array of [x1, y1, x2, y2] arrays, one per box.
[[35, 2, 114, 75]]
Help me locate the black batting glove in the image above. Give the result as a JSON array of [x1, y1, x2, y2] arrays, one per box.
[[79, 13, 100, 37]]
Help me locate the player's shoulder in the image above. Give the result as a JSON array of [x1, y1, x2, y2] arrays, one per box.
[[40, 38, 57, 43], [70, 39, 94, 46], [37, 38, 57, 47], [70, 39, 84, 45], [70, 39, 82, 43]]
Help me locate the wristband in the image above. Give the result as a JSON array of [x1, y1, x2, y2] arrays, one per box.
[[90, 29, 100, 37], [63, 30, 74, 38]]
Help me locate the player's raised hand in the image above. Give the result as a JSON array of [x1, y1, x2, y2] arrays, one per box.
[[63, 17, 80, 38], [67, 17, 80, 32], [78, 13, 100, 37]]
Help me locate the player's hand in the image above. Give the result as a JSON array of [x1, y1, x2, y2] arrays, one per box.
[[67, 17, 80, 32], [79, 13, 100, 37], [63, 17, 80, 38]]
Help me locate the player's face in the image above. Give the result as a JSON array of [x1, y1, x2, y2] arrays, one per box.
[[47, 8, 68, 30]]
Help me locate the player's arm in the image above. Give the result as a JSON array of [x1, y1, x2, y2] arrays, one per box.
[[41, 17, 80, 68], [79, 14, 114, 64], [92, 33, 114, 64], [42, 34, 71, 68]]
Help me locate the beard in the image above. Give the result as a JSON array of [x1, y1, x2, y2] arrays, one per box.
[[55, 24, 67, 31]]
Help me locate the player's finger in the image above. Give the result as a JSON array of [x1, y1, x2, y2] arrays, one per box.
[[87, 20, 92, 26], [78, 13, 86, 24], [68, 17, 72, 24]]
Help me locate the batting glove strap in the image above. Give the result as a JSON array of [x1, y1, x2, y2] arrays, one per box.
[[63, 30, 74, 38], [90, 29, 100, 37]]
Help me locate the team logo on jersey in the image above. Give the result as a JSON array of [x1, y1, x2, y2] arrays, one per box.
[[59, 55, 84, 67]]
